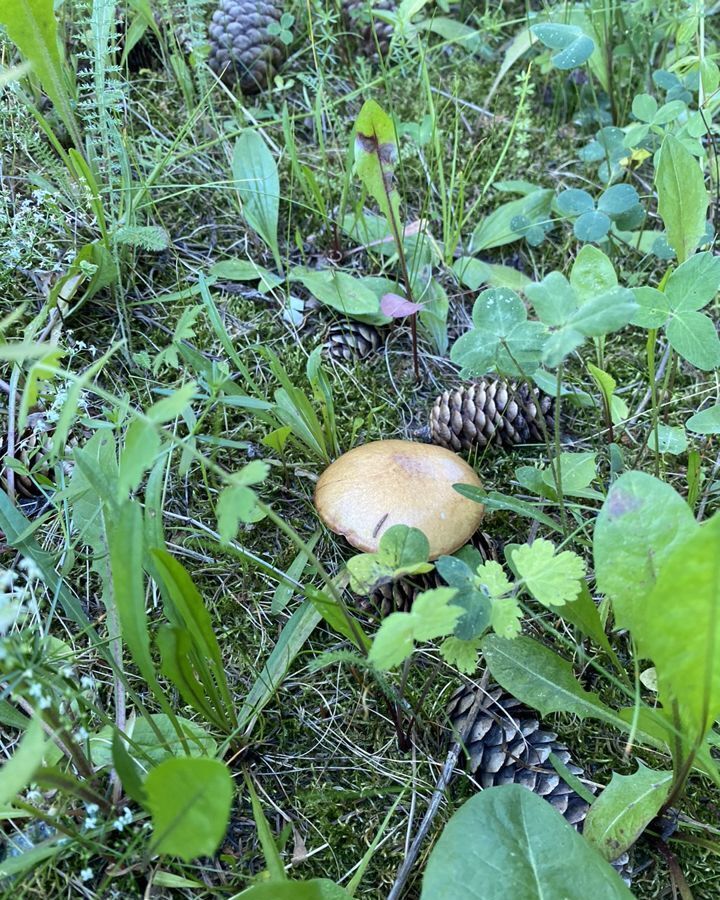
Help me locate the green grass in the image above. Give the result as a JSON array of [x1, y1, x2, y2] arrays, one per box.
[[2, 0, 720, 896]]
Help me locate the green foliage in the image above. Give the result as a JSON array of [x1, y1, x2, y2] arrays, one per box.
[[655, 134, 709, 264], [632, 252, 720, 370], [422, 786, 632, 900], [232, 130, 282, 271], [470, 187, 553, 252], [346, 525, 434, 594], [555, 184, 642, 242], [511, 539, 585, 607], [353, 99, 401, 234], [368, 588, 461, 670], [240, 882, 352, 900], [531, 23, 595, 70], [0, 0, 80, 147], [0, 718, 46, 808], [146, 757, 234, 861], [584, 764, 672, 861], [594, 472, 698, 634]]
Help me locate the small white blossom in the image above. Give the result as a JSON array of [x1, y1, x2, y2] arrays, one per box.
[[18, 558, 42, 581], [80, 867, 93, 882]]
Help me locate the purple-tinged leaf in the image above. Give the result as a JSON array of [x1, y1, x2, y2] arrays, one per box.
[[381, 293, 423, 318]]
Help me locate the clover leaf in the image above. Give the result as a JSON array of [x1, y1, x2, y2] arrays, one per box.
[[346, 524, 434, 594], [556, 184, 641, 243], [450, 288, 545, 377]]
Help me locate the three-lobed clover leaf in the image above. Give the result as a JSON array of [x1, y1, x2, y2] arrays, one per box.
[[624, 93, 687, 149], [346, 524, 434, 594], [631, 251, 720, 370], [512, 538, 586, 607], [525, 246, 637, 366], [531, 23, 594, 70], [578, 126, 627, 183], [556, 184, 642, 243], [450, 287, 546, 377]]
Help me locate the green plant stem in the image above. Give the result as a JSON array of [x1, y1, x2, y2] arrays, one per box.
[[647, 328, 660, 478]]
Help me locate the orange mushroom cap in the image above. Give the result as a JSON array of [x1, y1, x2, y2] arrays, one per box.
[[314, 440, 484, 560]]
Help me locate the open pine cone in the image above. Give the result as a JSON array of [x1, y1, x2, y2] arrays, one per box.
[[207, 0, 284, 91], [426, 379, 555, 452], [448, 683, 632, 881]]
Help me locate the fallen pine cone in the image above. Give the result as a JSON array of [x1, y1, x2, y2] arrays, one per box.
[[424, 379, 555, 452]]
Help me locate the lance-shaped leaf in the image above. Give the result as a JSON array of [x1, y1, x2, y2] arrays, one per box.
[[354, 100, 402, 234]]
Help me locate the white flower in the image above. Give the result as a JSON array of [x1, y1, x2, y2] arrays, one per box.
[[80, 867, 93, 882], [18, 558, 42, 581]]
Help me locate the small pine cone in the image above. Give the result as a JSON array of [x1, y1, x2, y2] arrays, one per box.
[[325, 321, 383, 362], [342, 0, 396, 57], [428, 380, 554, 452], [207, 0, 284, 92], [363, 531, 499, 617], [448, 684, 632, 881]]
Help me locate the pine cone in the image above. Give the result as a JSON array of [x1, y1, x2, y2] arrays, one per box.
[[448, 684, 632, 880], [427, 380, 554, 452], [342, 0, 396, 57], [363, 531, 499, 617], [325, 321, 384, 362], [207, 0, 284, 92]]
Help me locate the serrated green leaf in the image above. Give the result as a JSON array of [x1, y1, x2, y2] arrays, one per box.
[[490, 596, 522, 638], [411, 587, 462, 641], [216, 484, 262, 543], [512, 539, 585, 607], [368, 613, 416, 670], [439, 636, 482, 675]]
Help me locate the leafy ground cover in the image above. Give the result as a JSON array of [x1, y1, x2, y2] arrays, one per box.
[[2, 0, 720, 897]]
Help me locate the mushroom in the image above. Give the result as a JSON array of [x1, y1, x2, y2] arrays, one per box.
[[314, 440, 484, 560]]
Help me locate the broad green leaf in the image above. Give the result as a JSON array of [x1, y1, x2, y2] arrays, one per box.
[[664, 252, 720, 313], [146, 382, 198, 423], [574, 210, 611, 242], [687, 404, 720, 434], [346, 525, 433, 593], [411, 588, 463, 641], [354, 99, 401, 234], [633, 514, 720, 739], [232, 131, 282, 270], [666, 310, 720, 370], [594, 472, 698, 634], [117, 418, 161, 498], [584, 764, 672, 861], [631, 287, 670, 328], [470, 189, 553, 252], [597, 184, 640, 216], [209, 258, 280, 288], [512, 539, 585, 607], [481, 635, 620, 726], [537, 452, 602, 500], [216, 483, 262, 542], [90, 715, 217, 773], [647, 424, 687, 455], [369, 587, 461, 670], [655, 134, 708, 263], [453, 257, 531, 292], [291, 268, 385, 323], [146, 757, 233, 861], [556, 188, 594, 216], [525, 272, 576, 325], [421, 786, 632, 900], [567, 288, 637, 337], [435, 556, 495, 640], [531, 23, 595, 70], [0, 0, 80, 148], [490, 596, 522, 638], [570, 245, 618, 301], [0, 718, 46, 808]]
